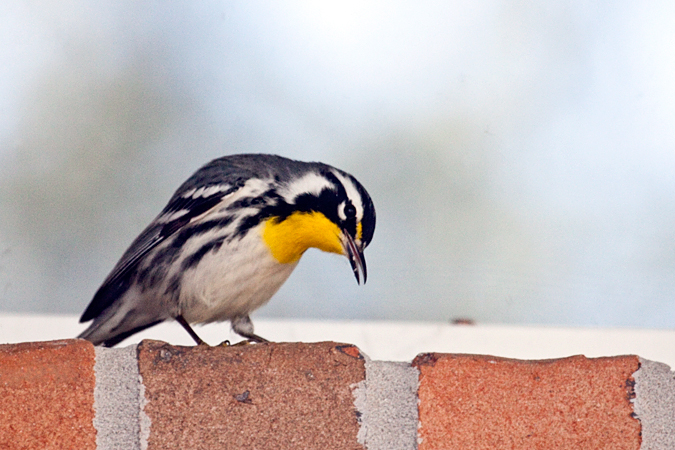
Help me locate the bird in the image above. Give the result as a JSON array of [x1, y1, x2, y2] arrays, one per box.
[[77, 154, 376, 347]]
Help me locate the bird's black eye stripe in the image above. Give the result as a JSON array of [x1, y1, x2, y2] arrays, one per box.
[[230, 187, 343, 240], [293, 189, 340, 222]]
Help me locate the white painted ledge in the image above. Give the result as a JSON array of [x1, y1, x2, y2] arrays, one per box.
[[1, 313, 674, 366]]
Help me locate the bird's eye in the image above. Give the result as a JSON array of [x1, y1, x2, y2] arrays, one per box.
[[344, 202, 356, 218]]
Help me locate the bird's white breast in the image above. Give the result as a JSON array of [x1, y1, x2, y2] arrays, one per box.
[[176, 223, 298, 323]]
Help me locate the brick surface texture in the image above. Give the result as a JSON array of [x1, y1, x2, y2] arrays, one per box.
[[413, 353, 641, 450], [138, 340, 366, 450], [0, 339, 96, 450]]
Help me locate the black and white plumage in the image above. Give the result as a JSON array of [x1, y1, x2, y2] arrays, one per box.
[[78, 154, 376, 347]]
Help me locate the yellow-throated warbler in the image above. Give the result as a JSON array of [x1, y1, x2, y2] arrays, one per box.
[[77, 154, 376, 347]]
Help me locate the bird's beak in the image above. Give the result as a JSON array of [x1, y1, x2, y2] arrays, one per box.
[[342, 231, 367, 285]]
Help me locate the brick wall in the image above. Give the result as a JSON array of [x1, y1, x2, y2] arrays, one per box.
[[1, 339, 674, 449]]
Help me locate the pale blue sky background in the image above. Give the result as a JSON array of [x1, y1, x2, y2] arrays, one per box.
[[1, 1, 675, 328]]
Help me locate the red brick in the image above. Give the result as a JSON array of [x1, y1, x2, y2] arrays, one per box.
[[413, 353, 641, 450], [138, 340, 366, 450], [0, 339, 96, 450]]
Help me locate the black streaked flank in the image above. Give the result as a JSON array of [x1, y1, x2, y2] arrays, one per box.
[[136, 215, 237, 289], [164, 273, 182, 298], [181, 236, 226, 270]]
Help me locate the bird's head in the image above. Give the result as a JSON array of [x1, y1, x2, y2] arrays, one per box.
[[262, 165, 375, 284]]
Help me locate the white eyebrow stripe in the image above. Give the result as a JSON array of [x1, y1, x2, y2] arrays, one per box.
[[278, 172, 335, 203], [331, 170, 363, 219]]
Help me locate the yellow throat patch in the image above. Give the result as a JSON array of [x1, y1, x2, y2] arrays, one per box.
[[263, 211, 344, 264]]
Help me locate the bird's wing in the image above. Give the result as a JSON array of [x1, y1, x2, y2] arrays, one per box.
[[79, 182, 240, 323]]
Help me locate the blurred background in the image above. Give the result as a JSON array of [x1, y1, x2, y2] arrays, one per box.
[[1, 1, 674, 329]]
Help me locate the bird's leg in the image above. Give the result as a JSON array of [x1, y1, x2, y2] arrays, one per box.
[[175, 315, 207, 346], [231, 315, 269, 343]]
